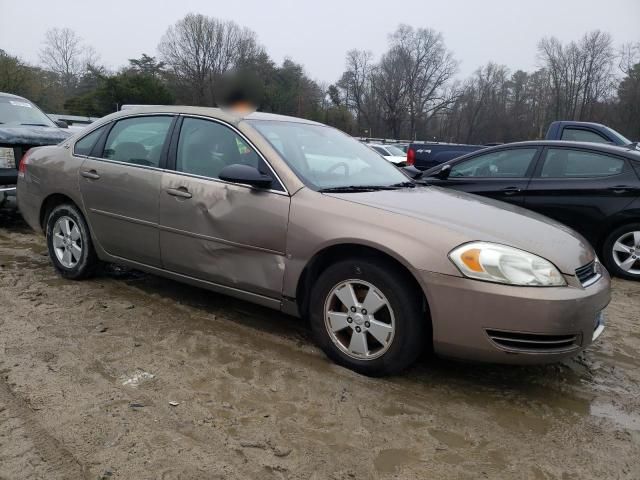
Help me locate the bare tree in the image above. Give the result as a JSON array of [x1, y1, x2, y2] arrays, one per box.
[[372, 47, 407, 138], [158, 13, 262, 105], [538, 31, 614, 120], [390, 25, 458, 139], [39, 28, 97, 95], [339, 49, 374, 133]]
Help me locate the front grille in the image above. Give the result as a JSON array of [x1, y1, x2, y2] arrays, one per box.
[[486, 329, 579, 352], [576, 261, 599, 286]]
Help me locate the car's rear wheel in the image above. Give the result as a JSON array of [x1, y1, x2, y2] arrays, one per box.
[[309, 258, 426, 376], [603, 223, 640, 280], [45, 203, 98, 279]]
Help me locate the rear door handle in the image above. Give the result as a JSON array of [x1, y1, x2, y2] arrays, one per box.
[[609, 185, 635, 194], [81, 170, 100, 180], [166, 187, 192, 199], [502, 186, 521, 195]]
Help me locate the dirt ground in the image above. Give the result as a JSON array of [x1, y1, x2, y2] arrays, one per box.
[[0, 199, 639, 480]]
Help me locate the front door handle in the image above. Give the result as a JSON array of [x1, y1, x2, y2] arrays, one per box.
[[166, 187, 192, 199], [502, 186, 521, 195], [81, 170, 100, 180]]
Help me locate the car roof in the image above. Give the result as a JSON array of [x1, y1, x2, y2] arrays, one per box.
[[95, 105, 324, 127], [552, 120, 606, 128], [488, 140, 638, 157], [0, 91, 29, 101]]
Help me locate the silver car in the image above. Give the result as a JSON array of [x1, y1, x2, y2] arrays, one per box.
[[17, 107, 610, 376]]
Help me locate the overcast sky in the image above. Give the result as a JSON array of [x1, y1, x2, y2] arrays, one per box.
[[1, 0, 639, 82]]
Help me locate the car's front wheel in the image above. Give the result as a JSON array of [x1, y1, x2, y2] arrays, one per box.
[[309, 258, 427, 376], [45, 203, 98, 279], [603, 223, 640, 281]]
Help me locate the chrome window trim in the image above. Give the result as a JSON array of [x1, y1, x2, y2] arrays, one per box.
[[81, 156, 167, 173], [162, 169, 289, 196], [175, 114, 290, 196], [71, 111, 290, 196]]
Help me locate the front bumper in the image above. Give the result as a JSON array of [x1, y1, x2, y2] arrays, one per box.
[[419, 269, 611, 364]]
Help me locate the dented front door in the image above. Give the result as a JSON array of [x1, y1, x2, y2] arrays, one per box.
[[158, 173, 290, 299]]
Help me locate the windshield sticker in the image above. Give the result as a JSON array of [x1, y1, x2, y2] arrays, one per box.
[[9, 100, 33, 108]]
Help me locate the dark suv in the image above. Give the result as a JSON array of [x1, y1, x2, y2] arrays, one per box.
[[0, 92, 70, 194]]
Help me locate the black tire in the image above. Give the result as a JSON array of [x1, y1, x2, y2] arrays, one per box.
[[45, 203, 98, 280], [602, 223, 640, 281], [309, 258, 427, 376]]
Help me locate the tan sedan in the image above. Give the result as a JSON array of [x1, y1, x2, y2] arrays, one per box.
[[17, 107, 610, 375]]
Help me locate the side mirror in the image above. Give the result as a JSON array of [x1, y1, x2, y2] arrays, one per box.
[[401, 165, 422, 179], [54, 119, 69, 129], [219, 164, 273, 189], [436, 164, 451, 180]]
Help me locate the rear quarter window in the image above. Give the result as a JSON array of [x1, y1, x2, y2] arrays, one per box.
[[73, 125, 107, 156]]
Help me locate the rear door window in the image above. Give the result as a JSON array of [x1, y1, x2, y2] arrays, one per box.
[[540, 148, 625, 178], [450, 148, 538, 178], [561, 128, 609, 144], [101, 116, 173, 168]]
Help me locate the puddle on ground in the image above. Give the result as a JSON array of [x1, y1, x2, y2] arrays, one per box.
[[374, 448, 420, 475], [428, 429, 471, 448], [590, 402, 640, 431]]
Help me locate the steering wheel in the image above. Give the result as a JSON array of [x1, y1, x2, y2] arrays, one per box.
[[325, 162, 350, 177]]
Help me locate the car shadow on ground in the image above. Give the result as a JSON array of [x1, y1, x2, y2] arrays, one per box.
[[103, 262, 596, 398]]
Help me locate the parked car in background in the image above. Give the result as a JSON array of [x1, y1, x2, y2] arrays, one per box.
[[17, 107, 610, 375], [419, 141, 640, 280], [0, 92, 70, 194], [48, 114, 99, 134], [406, 142, 485, 170], [405, 121, 637, 173], [545, 121, 636, 146], [367, 143, 407, 165], [395, 143, 410, 153]]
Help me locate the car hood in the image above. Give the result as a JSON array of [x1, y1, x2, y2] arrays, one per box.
[[326, 186, 594, 274], [0, 125, 70, 146]]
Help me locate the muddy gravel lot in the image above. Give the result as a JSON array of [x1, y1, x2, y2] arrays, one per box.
[[0, 200, 639, 480]]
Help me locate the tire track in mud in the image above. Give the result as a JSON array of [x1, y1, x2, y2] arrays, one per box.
[[0, 375, 87, 480]]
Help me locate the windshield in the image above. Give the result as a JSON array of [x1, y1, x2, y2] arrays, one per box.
[[0, 96, 56, 127], [248, 120, 410, 190], [385, 145, 405, 156], [604, 126, 632, 146]]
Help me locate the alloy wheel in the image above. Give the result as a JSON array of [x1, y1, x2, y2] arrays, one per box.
[[52, 215, 83, 268], [324, 279, 395, 360], [612, 230, 640, 276]]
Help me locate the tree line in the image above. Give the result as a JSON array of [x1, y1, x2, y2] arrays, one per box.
[[1, 13, 638, 142]]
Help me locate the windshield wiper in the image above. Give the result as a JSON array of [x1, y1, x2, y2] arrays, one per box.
[[319, 185, 403, 193], [20, 123, 50, 127], [389, 181, 417, 188]]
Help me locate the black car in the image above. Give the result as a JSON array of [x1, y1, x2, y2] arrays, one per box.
[[0, 92, 70, 193], [418, 141, 640, 280]]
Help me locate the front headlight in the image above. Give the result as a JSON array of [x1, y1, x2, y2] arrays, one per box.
[[449, 241, 566, 286], [0, 147, 16, 169]]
